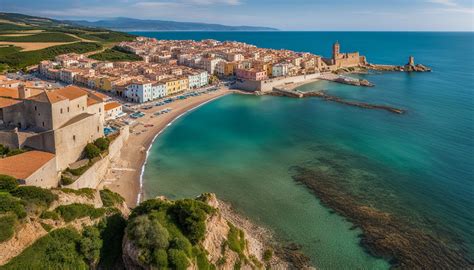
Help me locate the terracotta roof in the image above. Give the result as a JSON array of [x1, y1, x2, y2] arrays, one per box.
[[0, 151, 55, 180], [0, 87, 19, 99], [0, 97, 21, 108], [28, 85, 88, 104], [104, 102, 121, 111]]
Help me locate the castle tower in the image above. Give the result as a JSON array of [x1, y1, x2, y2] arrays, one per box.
[[332, 41, 340, 59]]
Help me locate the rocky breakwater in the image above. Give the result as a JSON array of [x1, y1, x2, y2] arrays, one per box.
[[334, 77, 374, 87], [289, 166, 473, 269], [366, 56, 432, 72]]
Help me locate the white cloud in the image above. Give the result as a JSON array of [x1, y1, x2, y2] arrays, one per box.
[[427, 0, 458, 7]]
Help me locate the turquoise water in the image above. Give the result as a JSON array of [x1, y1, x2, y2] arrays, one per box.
[[139, 32, 474, 268]]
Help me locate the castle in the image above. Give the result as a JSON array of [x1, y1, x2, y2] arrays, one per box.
[[324, 41, 367, 69]]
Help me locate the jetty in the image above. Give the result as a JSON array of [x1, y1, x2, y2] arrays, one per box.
[[265, 88, 405, 115]]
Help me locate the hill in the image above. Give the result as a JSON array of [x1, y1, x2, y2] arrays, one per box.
[[68, 17, 278, 31], [0, 13, 136, 72]]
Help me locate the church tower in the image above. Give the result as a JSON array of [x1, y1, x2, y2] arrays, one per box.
[[332, 41, 340, 59]]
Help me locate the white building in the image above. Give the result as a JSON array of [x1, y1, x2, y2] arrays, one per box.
[[104, 102, 123, 120], [188, 71, 209, 89], [272, 63, 289, 77], [125, 82, 167, 103]]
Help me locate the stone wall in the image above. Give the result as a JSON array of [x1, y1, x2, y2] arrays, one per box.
[[234, 73, 321, 92], [62, 126, 129, 189], [25, 156, 60, 188]]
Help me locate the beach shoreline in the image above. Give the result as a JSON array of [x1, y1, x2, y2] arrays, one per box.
[[102, 87, 231, 207]]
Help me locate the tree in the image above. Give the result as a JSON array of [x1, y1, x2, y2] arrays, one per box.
[[168, 249, 189, 270], [80, 226, 103, 268], [94, 138, 110, 152], [84, 143, 100, 160]]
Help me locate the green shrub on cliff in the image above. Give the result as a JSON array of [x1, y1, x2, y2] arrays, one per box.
[[0, 174, 18, 192], [0, 193, 26, 218], [0, 214, 17, 242], [9, 186, 57, 207], [94, 137, 110, 152], [55, 203, 106, 222], [80, 226, 103, 266], [84, 143, 101, 160], [99, 188, 124, 207], [169, 199, 215, 244]]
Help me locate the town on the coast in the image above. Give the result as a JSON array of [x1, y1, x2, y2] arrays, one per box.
[[0, 36, 430, 194]]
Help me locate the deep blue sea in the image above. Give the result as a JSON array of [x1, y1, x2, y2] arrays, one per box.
[[135, 32, 474, 269]]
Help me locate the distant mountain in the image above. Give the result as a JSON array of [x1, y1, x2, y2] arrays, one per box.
[[67, 17, 278, 31]]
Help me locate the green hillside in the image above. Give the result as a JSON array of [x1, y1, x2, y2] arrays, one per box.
[[0, 12, 136, 72]]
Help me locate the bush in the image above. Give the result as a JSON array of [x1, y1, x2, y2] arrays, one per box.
[[60, 175, 75, 185], [40, 222, 53, 232], [66, 163, 91, 176], [0, 174, 18, 192], [40, 211, 60, 220], [94, 137, 110, 152], [0, 144, 9, 155], [263, 249, 273, 262], [0, 214, 17, 242], [99, 189, 124, 207], [168, 249, 190, 270], [55, 203, 106, 222], [0, 193, 26, 218], [80, 226, 102, 266], [85, 143, 101, 160], [5, 148, 26, 157], [10, 186, 57, 207]]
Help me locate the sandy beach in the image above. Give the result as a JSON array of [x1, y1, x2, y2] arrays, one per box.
[[102, 87, 231, 207]]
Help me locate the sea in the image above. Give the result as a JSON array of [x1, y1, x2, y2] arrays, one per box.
[[135, 31, 474, 269]]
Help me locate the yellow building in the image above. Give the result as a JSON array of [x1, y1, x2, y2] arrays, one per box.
[[224, 62, 236, 76], [165, 77, 189, 96]]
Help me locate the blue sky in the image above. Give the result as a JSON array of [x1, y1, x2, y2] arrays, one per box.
[[1, 0, 473, 30]]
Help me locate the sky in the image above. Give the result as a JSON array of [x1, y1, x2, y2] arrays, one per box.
[[1, 0, 473, 31]]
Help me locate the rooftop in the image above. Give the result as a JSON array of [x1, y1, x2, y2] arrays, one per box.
[[0, 151, 55, 180]]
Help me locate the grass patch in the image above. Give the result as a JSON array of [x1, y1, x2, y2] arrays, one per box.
[[0, 45, 21, 57], [60, 175, 75, 185], [89, 47, 142, 62], [0, 214, 17, 242], [0, 32, 78, 42], [227, 222, 246, 256], [55, 203, 106, 222], [1, 228, 88, 269], [99, 189, 124, 207]]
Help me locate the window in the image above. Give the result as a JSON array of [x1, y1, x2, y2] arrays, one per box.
[[97, 126, 99, 132], [67, 107, 69, 112], [60, 108, 63, 114], [42, 122, 45, 127], [73, 135, 76, 141], [34, 106, 37, 111]]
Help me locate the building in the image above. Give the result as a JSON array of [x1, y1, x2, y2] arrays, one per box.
[[104, 102, 123, 120], [272, 63, 289, 77], [235, 68, 267, 81], [0, 151, 58, 187], [324, 41, 367, 69], [0, 85, 105, 171]]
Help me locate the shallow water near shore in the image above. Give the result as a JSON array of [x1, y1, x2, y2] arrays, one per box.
[[140, 32, 474, 268]]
